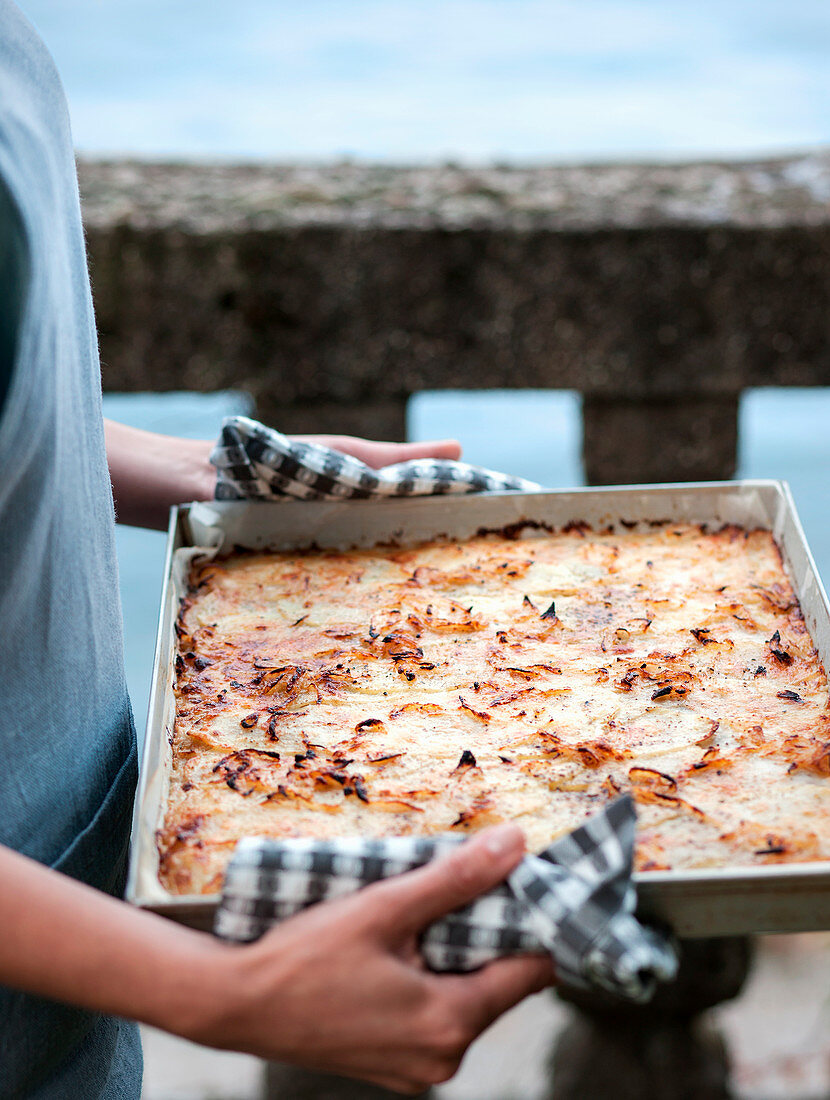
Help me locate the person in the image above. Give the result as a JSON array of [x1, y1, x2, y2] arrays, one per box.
[[0, 3, 554, 1096]]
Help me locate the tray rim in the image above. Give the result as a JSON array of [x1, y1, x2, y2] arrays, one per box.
[[126, 478, 830, 936]]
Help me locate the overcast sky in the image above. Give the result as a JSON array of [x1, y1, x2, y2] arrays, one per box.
[[23, 0, 830, 161]]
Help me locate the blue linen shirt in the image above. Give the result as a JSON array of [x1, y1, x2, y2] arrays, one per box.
[[0, 3, 141, 1094]]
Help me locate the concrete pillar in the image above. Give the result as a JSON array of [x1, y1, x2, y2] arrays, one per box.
[[582, 395, 740, 485], [264, 1063, 433, 1099], [549, 936, 753, 1100]]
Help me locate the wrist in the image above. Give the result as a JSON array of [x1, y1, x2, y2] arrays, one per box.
[[152, 934, 267, 1050], [139, 929, 230, 1039], [169, 437, 216, 505], [105, 421, 217, 528]]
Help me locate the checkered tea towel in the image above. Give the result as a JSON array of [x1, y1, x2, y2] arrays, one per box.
[[214, 795, 678, 1003], [210, 416, 540, 501]]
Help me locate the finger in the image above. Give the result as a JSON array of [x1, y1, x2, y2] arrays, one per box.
[[447, 954, 555, 1033], [385, 439, 463, 464], [371, 824, 525, 935], [343, 438, 463, 468], [287, 434, 464, 468]]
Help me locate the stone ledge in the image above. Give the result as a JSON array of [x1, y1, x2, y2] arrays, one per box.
[[80, 154, 830, 482], [79, 152, 830, 234]]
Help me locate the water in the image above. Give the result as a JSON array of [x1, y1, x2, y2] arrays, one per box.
[[21, 0, 830, 162], [105, 388, 830, 731], [103, 390, 253, 722], [737, 389, 830, 576]]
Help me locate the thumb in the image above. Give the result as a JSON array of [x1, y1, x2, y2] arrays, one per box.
[[372, 824, 525, 937]]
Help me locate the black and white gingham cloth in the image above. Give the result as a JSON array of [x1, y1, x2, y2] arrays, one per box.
[[214, 796, 677, 1003], [210, 416, 539, 501]]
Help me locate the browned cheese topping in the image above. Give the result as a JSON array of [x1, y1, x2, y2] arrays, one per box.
[[158, 524, 830, 894]]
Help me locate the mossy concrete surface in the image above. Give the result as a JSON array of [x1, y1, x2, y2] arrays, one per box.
[[80, 154, 830, 482]]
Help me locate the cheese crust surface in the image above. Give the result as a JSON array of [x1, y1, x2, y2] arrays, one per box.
[[159, 524, 830, 895]]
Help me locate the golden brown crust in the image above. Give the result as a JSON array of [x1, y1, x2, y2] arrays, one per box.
[[158, 523, 830, 895]]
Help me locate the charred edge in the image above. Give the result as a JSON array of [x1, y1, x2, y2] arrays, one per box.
[[770, 648, 793, 667], [354, 778, 369, 803], [456, 749, 477, 769], [476, 519, 556, 540], [562, 521, 591, 536], [629, 767, 677, 789], [540, 601, 557, 621], [619, 668, 639, 691], [651, 685, 675, 700], [458, 696, 491, 721], [777, 690, 803, 702]]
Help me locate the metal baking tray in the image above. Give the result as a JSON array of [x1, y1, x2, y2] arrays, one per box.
[[126, 480, 830, 937]]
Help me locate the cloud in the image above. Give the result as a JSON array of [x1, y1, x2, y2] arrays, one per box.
[[28, 0, 830, 160]]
